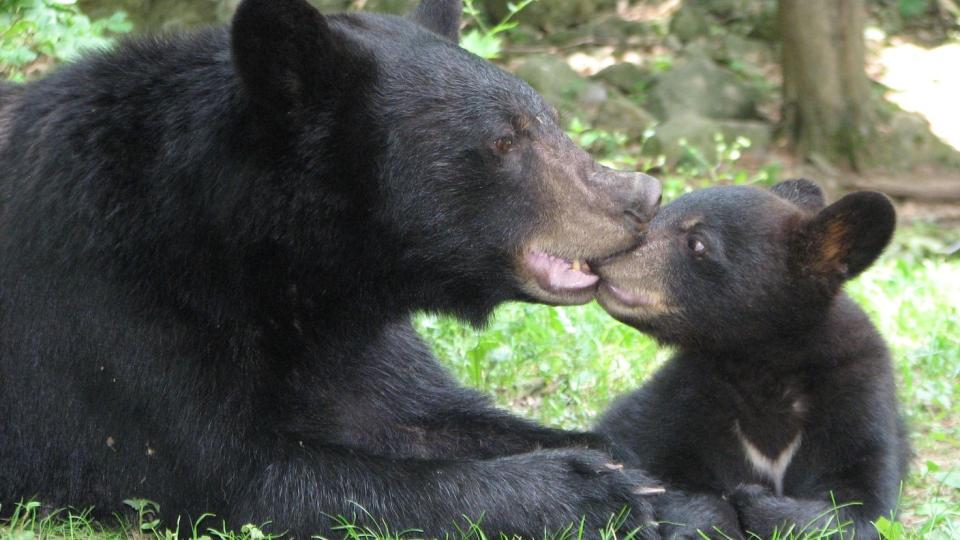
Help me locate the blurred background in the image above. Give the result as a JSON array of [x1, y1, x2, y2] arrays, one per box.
[[1, 1, 958, 538]]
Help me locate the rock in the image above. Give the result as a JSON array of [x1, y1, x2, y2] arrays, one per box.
[[681, 0, 780, 43], [548, 14, 655, 47], [578, 83, 610, 107], [592, 63, 654, 95], [871, 111, 960, 170], [79, 0, 418, 30], [748, 2, 780, 42], [513, 55, 658, 142], [483, 0, 617, 33], [79, 0, 220, 29], [669, 3, 712, 43], [644, 113, 771, 164], [681, 39, 720, 63], [890, 110, 937, 148], [593, 96, 658, 140], [716, 33, 773, 64], [543, 27, 586, 47], [79, 0, 354, 29], [683, 33, 773, 68], [645, 113, 719, 164], [514, 55, 588, 102], [646, 56, 760, 121], [694, 0, 749, 18], [309, 0, 353, 11], [716, 119, 772, 151], [513, 55, 610, 118], [362, 0, 415, 15]]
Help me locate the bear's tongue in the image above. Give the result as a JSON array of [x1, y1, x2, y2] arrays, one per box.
[[525, 250, 599, 292]]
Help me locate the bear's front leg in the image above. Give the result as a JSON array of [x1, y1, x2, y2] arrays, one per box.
[[397, 395, 634, 460], [230, 445, 663, 539], [652, 491, 744, 539], [312, 322, 634, 461], [729, 484, 881, 539]]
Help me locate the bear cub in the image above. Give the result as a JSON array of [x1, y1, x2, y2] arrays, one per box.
[[595, 180, 909, 539]]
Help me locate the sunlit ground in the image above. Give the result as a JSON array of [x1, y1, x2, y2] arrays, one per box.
[[877, 40, 960, 151]]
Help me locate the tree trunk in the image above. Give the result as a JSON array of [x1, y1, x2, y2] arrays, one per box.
[[779, 0, 872, 169]]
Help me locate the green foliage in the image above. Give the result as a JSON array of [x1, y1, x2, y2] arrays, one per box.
[[677, 133, 753, 181], [648, 55, 673, 75], [123, 498, 163, 535], [675, 132, 780, 188], [460, 0, 536, 59], [4, 500, 42, 533], [896, 0, 930, 19], [0, 0, 131, 81], [876, 515, 907, 540], [567, 117, 662, 172], [566, 119, 781, 202], [326, 506, 433, 540], [0, 500, 104, 539]]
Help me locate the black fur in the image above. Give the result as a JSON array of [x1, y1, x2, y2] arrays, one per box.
[[595, 180, 908, 539], [0, 0, 662, 537], [409, 0, 462, 41]]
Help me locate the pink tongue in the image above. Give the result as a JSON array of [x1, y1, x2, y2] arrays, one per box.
[[526, 251, 599, 292]]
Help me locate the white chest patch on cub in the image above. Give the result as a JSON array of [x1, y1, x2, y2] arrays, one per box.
[[734, 421, 802, 496]]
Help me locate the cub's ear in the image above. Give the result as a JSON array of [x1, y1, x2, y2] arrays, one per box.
[[771, 178, 825, 212], [409, 0, 461, 42], [795, 191, 896, 284], [231, 0, 364, 110]]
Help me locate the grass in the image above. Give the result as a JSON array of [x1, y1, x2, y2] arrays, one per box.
[[2, 222, 957, 539]]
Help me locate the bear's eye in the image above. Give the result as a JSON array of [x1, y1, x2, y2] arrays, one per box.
[[494, 136, 514, 154], [687, 236, 706, 256]]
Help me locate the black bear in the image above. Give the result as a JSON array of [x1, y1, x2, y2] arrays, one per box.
[[0, 0, 664, 537], [594, 180, 909, 538]]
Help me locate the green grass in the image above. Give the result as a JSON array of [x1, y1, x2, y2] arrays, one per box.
[[2, 224, 958, 539]]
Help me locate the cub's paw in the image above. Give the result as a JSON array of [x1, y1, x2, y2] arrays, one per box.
[[727, 483, 774, 510], [728, 484, 801, 538]]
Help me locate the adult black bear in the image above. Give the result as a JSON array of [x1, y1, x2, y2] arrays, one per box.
[[0, 0, 664, 537], [595, 180, 908, 539]]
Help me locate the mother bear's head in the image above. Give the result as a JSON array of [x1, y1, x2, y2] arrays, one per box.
[[229, 0, 660, 325]]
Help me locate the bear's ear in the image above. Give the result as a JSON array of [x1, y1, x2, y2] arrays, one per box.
[[409, 0, 461, 42], [771, 178, 825, 212], [231, 0, 363, 110], [794, 191, 896, 284]]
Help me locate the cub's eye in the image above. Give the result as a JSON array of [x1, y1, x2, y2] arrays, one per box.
[[687, 236, 706, 256], [494, 136, 514, 154]]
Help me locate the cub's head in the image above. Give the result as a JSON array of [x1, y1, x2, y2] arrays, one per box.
[[595, 179, 896, 349], [229, 0, 660, 322]]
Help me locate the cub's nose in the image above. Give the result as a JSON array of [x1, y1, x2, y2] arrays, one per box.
[[623, 172, 662, 226]]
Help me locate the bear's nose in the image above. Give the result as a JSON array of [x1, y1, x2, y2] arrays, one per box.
[[623, 172, 662, 226], [591, 168, 662, 225]]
